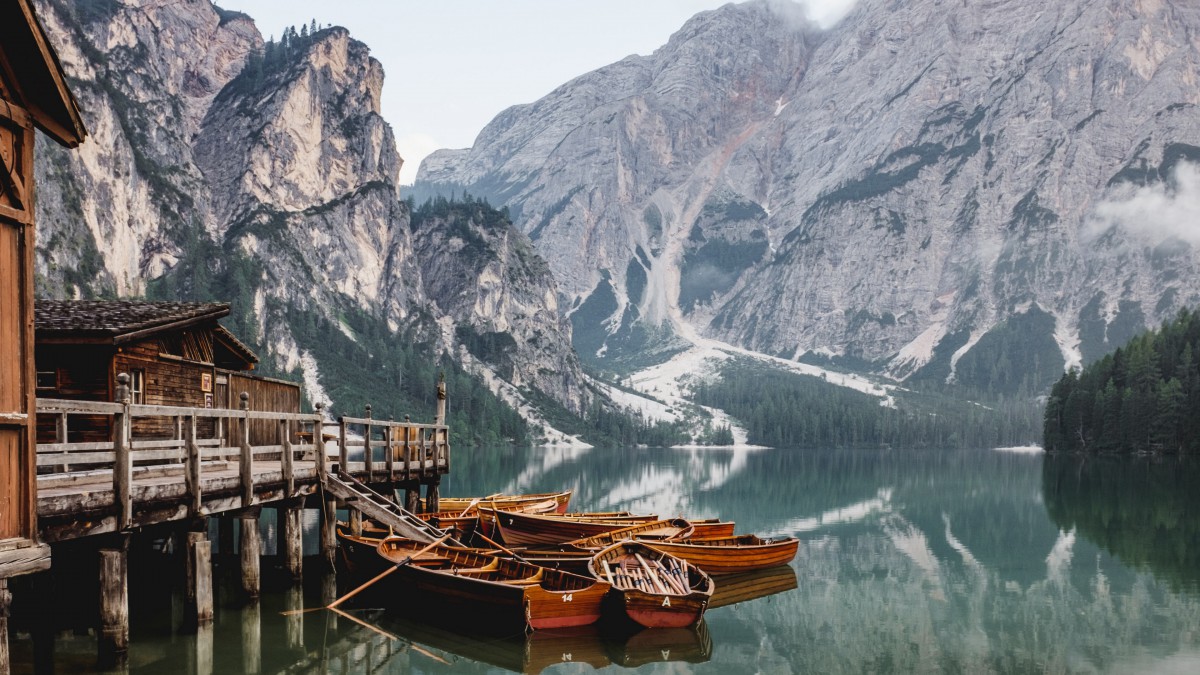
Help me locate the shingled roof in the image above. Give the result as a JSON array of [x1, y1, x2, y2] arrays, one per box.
[[35, 300, 231, 344]]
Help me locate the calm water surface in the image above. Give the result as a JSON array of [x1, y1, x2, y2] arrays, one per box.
[[10, 447, 1200, 674]]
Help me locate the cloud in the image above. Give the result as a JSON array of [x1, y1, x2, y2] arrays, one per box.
[[1087, 161, 1200, 246], [765, 0, 859, 30]]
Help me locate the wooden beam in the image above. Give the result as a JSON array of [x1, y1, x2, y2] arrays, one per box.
[[98, 538, 129, 668]]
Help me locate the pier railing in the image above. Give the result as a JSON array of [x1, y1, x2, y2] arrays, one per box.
[[34, 374, 449, 532]]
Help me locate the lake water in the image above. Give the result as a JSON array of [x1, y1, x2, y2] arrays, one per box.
[[9, 446, 1200, 674]]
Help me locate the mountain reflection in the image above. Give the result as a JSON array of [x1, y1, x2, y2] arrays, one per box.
[[443, 446, 1200, 673], [1043, 453, 1200, 592]]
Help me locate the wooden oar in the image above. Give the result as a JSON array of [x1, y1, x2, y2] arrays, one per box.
[[471, 530, 534, 565], [457, 498, 480, 518], [601, 559, 615, 586], [635, 552, 669, 594], [281, 534, 451, 616]]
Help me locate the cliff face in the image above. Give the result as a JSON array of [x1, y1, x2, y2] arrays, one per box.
[[32, 0, 586, 420], [416, 0, 1200, 393]]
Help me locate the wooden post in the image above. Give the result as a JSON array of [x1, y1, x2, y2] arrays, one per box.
[[114, 373, 133, 530], [320, 496, 338, 571], [185, 414, 201, 516], [364, 404, 373, 481], [239, 509, 261, 599], [403, 415, 412, 480], [425, 479, 440, 514], [313, 403, 326, 482], [280, 418, 294, 497], [338, 415, 348, 475], [98, 535, 130, 667], [0, 579, 10, 675], [239, 393, 253, 508], [56, 411, 69, 473], [404, 481, 421, 514], [435, 374, 446, 426], [241, 600, 261, 675], [280, 501, 303, 582], [383, 425, 394, 482], [349, 509, 363, 537], [189, 534, 213, 625]]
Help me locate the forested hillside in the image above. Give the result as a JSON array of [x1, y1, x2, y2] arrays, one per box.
[[693, 361, 1043, 449], [1043, 309, 1200, 453]]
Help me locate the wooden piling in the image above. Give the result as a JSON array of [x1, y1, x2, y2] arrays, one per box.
[[320, 497, 338, 571], [349, 509, 363, 537], [239, 509, 261, 599], [280, 502, 303, 582], [189, 534, 213, 625], [404, 484, 421, 514], [0, 579, 10, 675], [425, 480, 440, 514], [114, 374, 133, 530], [98, 537, 130, 667], [364, 405, 373, 481]]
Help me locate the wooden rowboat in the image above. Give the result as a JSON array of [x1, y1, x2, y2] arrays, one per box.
[[501, 519, 697, 575], [479, 507, 660, 547], [588, 541, 714, 629], [641, 535, 799, 576], [438, 490, 573, 515], [377, 538, 610, 631]]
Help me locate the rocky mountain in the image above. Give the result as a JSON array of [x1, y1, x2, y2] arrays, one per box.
[[31, 0, 587, 429], [415, 0, 1200, 396]]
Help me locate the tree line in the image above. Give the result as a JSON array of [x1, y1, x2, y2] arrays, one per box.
[[1043, 308, 1200, 454], [692, 362, 1042, 449]]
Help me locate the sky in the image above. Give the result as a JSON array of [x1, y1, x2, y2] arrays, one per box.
[[216, 1, 858, 184]]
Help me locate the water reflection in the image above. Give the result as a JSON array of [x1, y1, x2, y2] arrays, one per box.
[[10, 447, 1200, 674], [1043, 453, 1200, 592]]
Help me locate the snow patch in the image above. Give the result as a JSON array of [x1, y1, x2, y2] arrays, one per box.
[[1053, 317, 1082, 372], [994, 445, 1044, 454]]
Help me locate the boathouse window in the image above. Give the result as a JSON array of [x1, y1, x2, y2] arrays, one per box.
[[35, 370, 57, 393], [130, 369, 145, 404]]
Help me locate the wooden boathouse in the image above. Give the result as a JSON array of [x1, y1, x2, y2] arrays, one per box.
[[0, 0, 87, 670], [0, 3, 454, 671]]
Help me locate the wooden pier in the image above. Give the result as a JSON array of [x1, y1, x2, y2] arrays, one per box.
[[12, 373, 451, 670]]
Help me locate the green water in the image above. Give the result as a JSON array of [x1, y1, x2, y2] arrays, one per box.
[[9, 447, 1200, 673]]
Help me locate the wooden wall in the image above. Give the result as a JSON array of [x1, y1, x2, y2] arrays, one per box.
[[222, 371, 302, 445], [0, 80, 38, 547]]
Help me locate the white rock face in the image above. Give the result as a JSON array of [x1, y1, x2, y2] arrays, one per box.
[[32, 0, 587, 417], [415, 0, 1200, 388]]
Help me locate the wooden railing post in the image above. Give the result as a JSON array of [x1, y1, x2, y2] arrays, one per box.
[[114, 373, 133, 530], [338, 415, 348, 475], [56, 411, 69, 474], [364, 404, 373, 481], [403, 415, 411, 480], [313, 403, 326, 481], [384, 425, 394, 481], [280, 417, 294, 497], [239, 392, 252, 508], [185, 414, 201, 516], [435, 374, 446, 426]]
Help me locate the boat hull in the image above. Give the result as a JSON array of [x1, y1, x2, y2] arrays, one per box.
[[642, 535, 799, 575], [588, 541, 715, 629], [481, 507, 659, 547], [378, 539, 609, 631]]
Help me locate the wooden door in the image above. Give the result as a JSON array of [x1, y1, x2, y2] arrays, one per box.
[[0, 98, 36, 543]]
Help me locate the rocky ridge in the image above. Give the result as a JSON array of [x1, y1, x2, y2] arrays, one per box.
[[32, 0, 587, 424], [416, 0, 1200, 395]]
